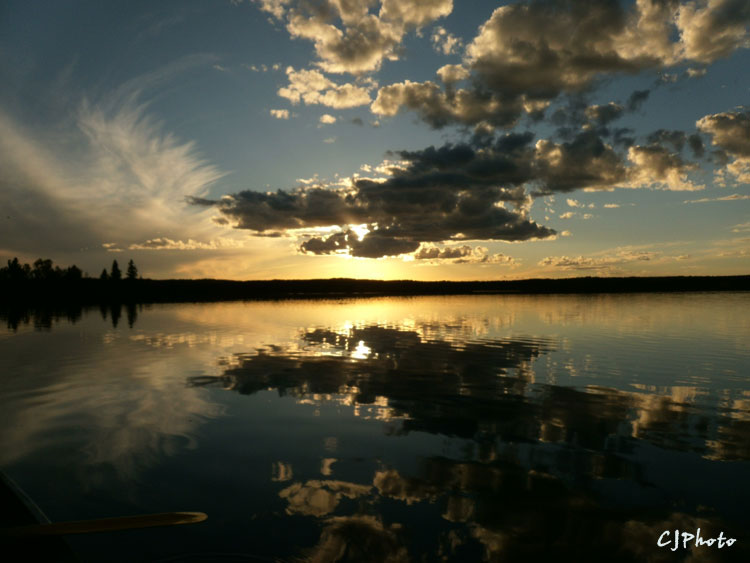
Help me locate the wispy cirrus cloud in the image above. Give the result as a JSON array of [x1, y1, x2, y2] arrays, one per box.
[[0, 87, 232, 270], [127, 237, 249, 251]]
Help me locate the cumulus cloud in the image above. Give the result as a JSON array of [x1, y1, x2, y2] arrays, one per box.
[[585, 103, 625, 126], [676, 0, 750, 63], [468, 1, 633, 97], [539, 249, 661, 270], [697, 107, 750, 183], [431, 26, 462, 55], [374, 0, 750, 129], [626, 145, 704, 191], [627, 89, 651, 111], [192, 132, 563, 258], [413, 244, 514, 264], [319, 113, 337, 124], [285, 11, 401, 75], [192, 119, 723, 260], [371, 80, 532, 129], [256, 0, 453, 75], [379, 0, 453, 28], [244, 62, 282, 72], [436, 64, 469, 85], [270, 108, 291, 119], [299, 229, 421, 258], [413, 245, 473, 260], [533, 132, 627, 194], [278, 67, 372, 108], [642, 129, 706, 159], [645, 129, 687, 151]]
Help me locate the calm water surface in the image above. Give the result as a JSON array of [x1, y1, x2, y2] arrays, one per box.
[[1, 294, 749, 562]]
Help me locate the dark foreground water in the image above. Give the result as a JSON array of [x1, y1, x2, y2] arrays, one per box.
[[1, 294, 749, 562]]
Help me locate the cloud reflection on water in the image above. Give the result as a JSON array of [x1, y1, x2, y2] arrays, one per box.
[[2, 296, 748, 560], [190, 323, 748, 462], [189, 320, 750, 560]]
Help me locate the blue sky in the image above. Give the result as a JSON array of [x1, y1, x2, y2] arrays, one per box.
[[1, 0, 748, 279]]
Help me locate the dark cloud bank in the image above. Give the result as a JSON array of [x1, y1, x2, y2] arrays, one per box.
[[191, 126, 701, 258]]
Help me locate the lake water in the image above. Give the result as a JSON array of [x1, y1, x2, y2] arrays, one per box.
[[1, 293, 749, 562]]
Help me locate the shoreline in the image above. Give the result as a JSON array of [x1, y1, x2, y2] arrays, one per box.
[[1, 275, 748, 306]]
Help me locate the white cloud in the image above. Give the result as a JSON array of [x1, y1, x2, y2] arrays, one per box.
[[128, 237, 248, 250], [255, 1, 453, 75], [676, 0, 750, 63], [539, 249, 661, 271], [319, 114, 337, 124], [697, 108, 750, 184], [431, 26, 462, 55], [371, 80, 528, 128], [376, 0, 750, 128], [380, 0, 453, 28], [626, 145, 704, 191], [244, 63, 281, 72], [270, 108, 291, 119], [253, 0, 289, 20], [413, 244, 514, 265], [436, 64, 469, 84], [286, 11, 401, 74], [278, 67, 372, 108], [684, 193, 750, 203], [0, 96, 232, 266]]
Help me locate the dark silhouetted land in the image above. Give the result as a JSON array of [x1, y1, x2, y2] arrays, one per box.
[[1, 256, 748, 306]]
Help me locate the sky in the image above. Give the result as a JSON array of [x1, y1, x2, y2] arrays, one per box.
[[1, 0, 748, 280]]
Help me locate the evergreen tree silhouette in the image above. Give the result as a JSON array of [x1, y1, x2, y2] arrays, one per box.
[[100, 268, 109, 281], [126, 259, 138, 280], [110, 260, 122, 281]]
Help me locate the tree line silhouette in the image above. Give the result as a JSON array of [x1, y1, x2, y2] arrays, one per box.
[[0, 256, 748, 307], [0, 257, 138, 283], [0, 257, 147, 306]]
